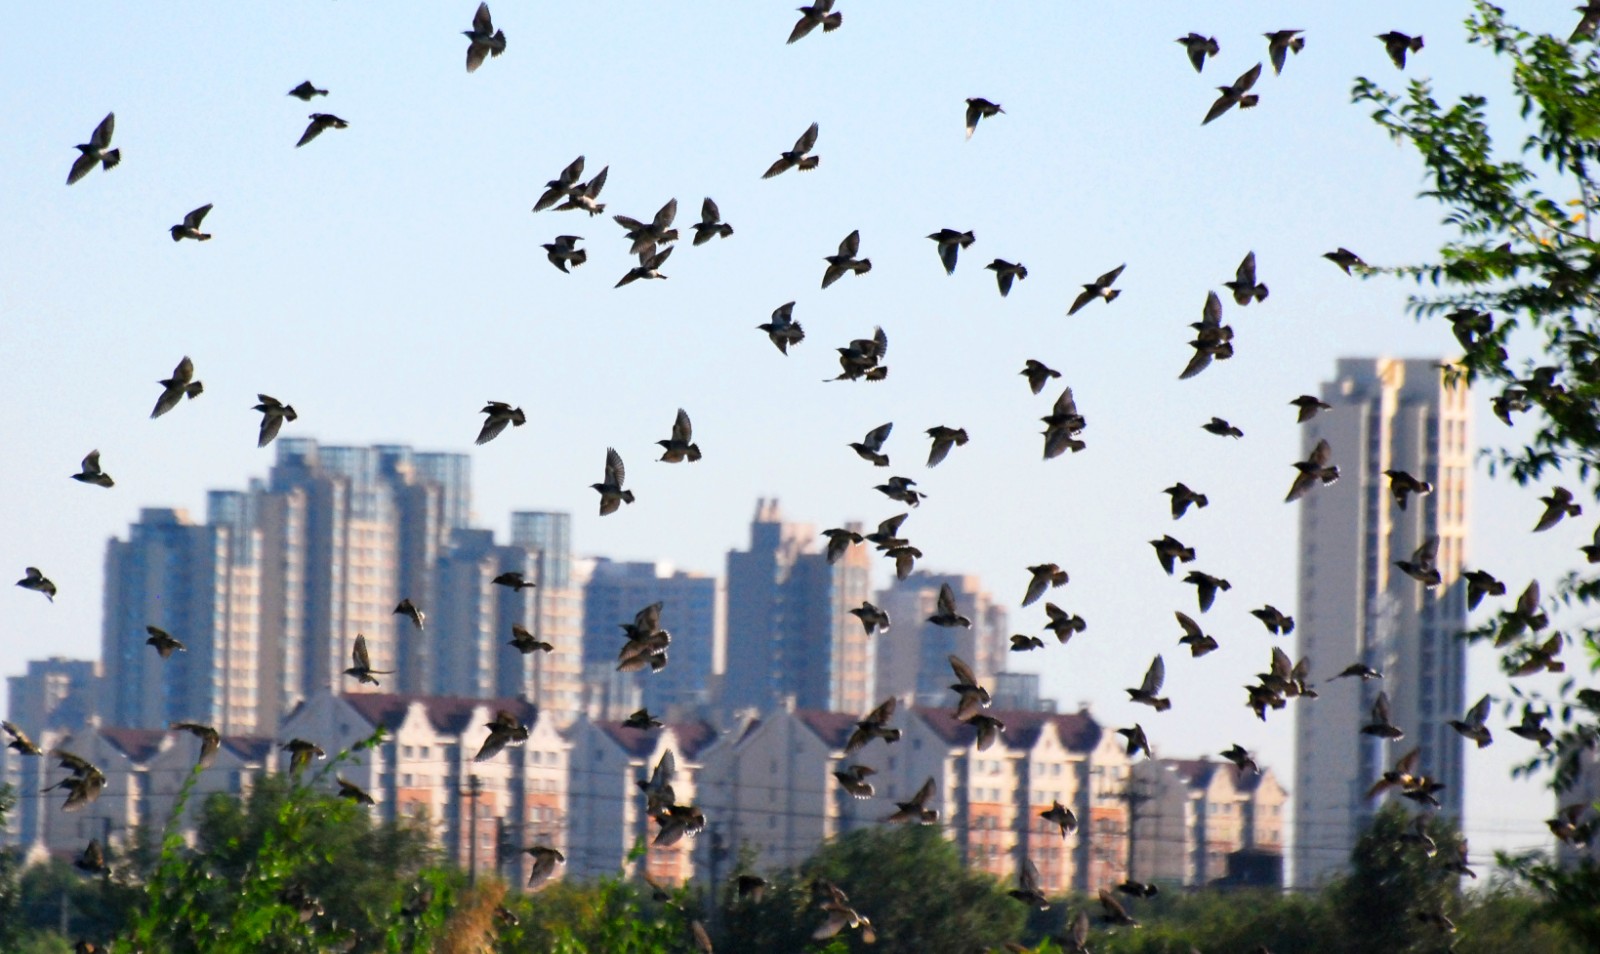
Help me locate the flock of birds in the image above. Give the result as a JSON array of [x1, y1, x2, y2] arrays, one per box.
[[11, 3, 1600, 952]]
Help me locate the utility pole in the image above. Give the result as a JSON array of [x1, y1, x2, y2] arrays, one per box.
[[1120, 776, 1154, 884], [464, 774, 482, 886], [707, 829, 728, 933]]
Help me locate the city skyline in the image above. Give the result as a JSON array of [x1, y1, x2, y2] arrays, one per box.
[[4, 3, 1590, 880]]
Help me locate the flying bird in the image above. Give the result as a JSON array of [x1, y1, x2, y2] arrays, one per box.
[[822, 528, 864, 565], [254, 395, 297, 447], [875, 476, 925, 507], [1010, 633, 1045, 652], [623, 709, 662, 730], [821, 230, 872, 288], [524, 846, 565, 889], [1117, 724, 1152, 760], [151, 356, 204, 419], [1290, 395, 1332, 422], [1202, 416, 1243, 438], [927, 228, 975, 274], [1042, 386, 1087, 458], [1203, 63, 1262, 125], [533, 156, 585, 212], [343, 634, 392, 686], [657, 409, 702, 462], [3, 721, 44, 756], [74, 839, 106, 875], [395, 598, 425, 631], [1252, 605, 1295, 635], [1180, 291, 1234, 380], [476, 402, 526, 445], [71, 451, 114, 488], [1067, 264, 1126, 315], [692, 198, 734, 245], [474, 709, 529, 761], [848, 600, 889, 634], [1328, 663, 1383, 682], [1285, 438, 1339, 502], [1575, 2, 1600, 42], [67, 113, 120, 185], [337, 776, 375, 805], [849, 422, 893, 466], [1158, 537, 1196, 573], [1040, 800, 1077, 837], [1020, 359, 1060, 394], [788, 1, 842, 44], [1127, 656, 1171, 711], [1098, 887, 1139, 925], [464, 2, 508, 72], [1184, 570, 1231, 612], [296, 113, 348, 148], [1008, 858, 1049, 910], [1044, 603, 1087, 643], [948, 654, 990, 721], [1395, 536, 1442, 587], [16, 567, 56, 601], [1361, 691, 1405, 739], [1265, 30, 1305, 74], [986, 259, 1028, 297], [615, 199, 679, 256], [1221, 744, 1259, 775], [1448, 694, 1493, 748], [1534, 487, 1582, 531], [1224, 251, 1268, 304], [1176, 33, 1219, 73], [170, 721, 222, 769], [1378, 31, 1423, 69], [1023, 563, 1069, 607], [507, 625, 553, 654], [833, 764, 876, 799], [885, 777, 939, 825], [46, 750, 106, 812], [833, 326, 888, 381], [281, 739, 326, 774], [758, 301, 805, 354], [925, 426, 969, 467], [964, 98, 1004, 139], [764, 122, 821, 178], [1175, 611, 1218, 657], [541, 235, 586, 273], [288, 81, 327, 101], [169, 204, 213, 242], [928, 583, 972, 628], [1164, 482, 1208, 519], [1324, 248, 1366, 273], [1463, 568, 1506, 610], [593, 448, 635, 515], [145, 625, 186, 658], [845, 698, 901, 755], [555, 166, 609, 216]]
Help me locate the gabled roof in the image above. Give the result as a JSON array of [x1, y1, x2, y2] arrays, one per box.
[[1167, 758, 1219, 789], [340, 693, 538, 735], [595, 720, 720, 760], [673, 720, 720, 758], [221, 735, 275, 762], [911, 706, 1103, 753], [99, 727, 166, 763], [793, 710, 858, 750]]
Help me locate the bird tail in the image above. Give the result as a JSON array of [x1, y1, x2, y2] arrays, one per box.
[[621, 490, 636, 504], [854, 259, 872, 275], [102, 149, 121, 171], [1155, 699, 1173, 712], [798, 156, 821, 172], [570, 249, 587, 266], [1240, 94, 1260, 110], [718, 224, 734, 238], [185, 382, 204, 399], [824, 13, 842, 31], [686, 444, 702, 462], [196, 232, 212, 241]]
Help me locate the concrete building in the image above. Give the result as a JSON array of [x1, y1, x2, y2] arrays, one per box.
[[278, 692, 567, 885], [873, 572, 1007, 707], [1129, 758, 1287, 887], [3, 659, 101, 855], [430, 528, 539, 700], [565, 717, 721, 885], [509, 512, 585, 725], [721, 499, 873, 716], [582, 559, 724, 715], [1292, 358, 1471, 886], [101, 506, 262, 734]]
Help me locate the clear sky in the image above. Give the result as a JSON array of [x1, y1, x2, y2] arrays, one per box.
[[0, 2, 1588, 870]]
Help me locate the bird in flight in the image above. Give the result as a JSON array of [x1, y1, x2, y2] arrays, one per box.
[[927, 229, 975, 274], [394, 598, 425, 631], [985, 259, 1028, 297], [1203, 63, 1262, 125], [476, 402, 526, 445], [1067, 264, 1126, 315], [657, 408, 702, 462], [1324, 248, 1366, 273], [764, 122, 821, 178], [146, 625, 186, 658], [1176, 33, 1219, 73], [170, 204, 214, 242], [533, 156, 586, 212], [555, 166, 609, 216], [464, 3, 508, 73], [1285, 438, 1339, 501], [288, 81, 327, 101], [593, 448, 635, 515], [822, 527, 863, 565], [1224, 251, 1268, 304], [71, 451, 114, 488], [849, 422, 893, 467], [16, 567, 56, 602], [616, 246, 673, 287], [296, 113, 348, 148], [473, 710, 529, 761], [822, 230, 872, 288], [1020, 359, 1060, 394], [1265, 30, 1305, 75], [692, 198, 734, 245], [1378, 31, 1423, 69], [925, 426, 968, 467], [541, 235, 586, 273], [67, 113, 119, 185], [758, 301, 805, 354], [151, 357, 204, 419], [343, 634, 393, 686], [964, 98, 1004, 140], [254, 395, 297, 447], [788, 1, 842, 44]]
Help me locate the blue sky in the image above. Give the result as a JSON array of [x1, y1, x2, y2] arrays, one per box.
[[1, 2, 1590, 867]]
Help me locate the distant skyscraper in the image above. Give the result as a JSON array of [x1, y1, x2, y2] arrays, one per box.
[[873, 571, 1007, 707], [721, 499, 873, 715], [1292, 358, 1470, 887], [509, 512, 584, 725], [102, 506, 262, 734], [582, 558, 724, 714], [6, 657, 100, 736]]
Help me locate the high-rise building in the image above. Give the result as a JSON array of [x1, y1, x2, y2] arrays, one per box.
[[102, 506, 262, 734], [873, 571, 1007, 707], [581, 558, 723, 715], [1292, 358, 1470, 887], [720, 499, 873, 716], [509, 512, 584, 725]]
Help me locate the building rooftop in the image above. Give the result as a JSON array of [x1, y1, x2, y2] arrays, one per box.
[[340, 693, 538, 735]]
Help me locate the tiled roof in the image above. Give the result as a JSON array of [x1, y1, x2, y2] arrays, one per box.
[[1167, 758, 1219, 788], [595, 720, 720, 760], [221, 735, 275, 762], [99, 727, 166, 763], [672, 720, 720, 758], [794, 710, 858, 750], [911, 706, 1103, 753], [340, 693, 538, 735]]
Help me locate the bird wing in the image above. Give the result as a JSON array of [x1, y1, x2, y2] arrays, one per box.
[[673, 408, 693, 443], [949, 654, 978, 686], [865, 697, 896, 725], [964, 101, 981, 139], [1097, 263, 1127, 287], [613, 214, 648, 232], [1234, 62, 1263, 92], [1202, 89, 1237, 126], [1308, 438, 1332, 467], [652, 198, 678, 231], [605, 447, 625, 486], [91, 112, 116, 148], [938, 239, 959, 274], [911, 776, 936, 806], [839, 230, 861, 258], [771, 301, 796, 325], [473, 2, 494, 33], [1201, 290, 1223, 327], [793, 122, 820, 155], [185, 204, 213, 229], [937, 582, 958, 615], [1465, 694, 1490, 724], [1372, 691, 1391, 724], [1019, 857, 1041, 893], [1174, 611, 1202, 640], [864, 421, 893, 449], [1141, 655, 1166, 695], [1099, 888, 1130, 920], [353, 634, 371, 669], [1052, 386, 1079, 418], [584, 166, 609, 198], [700, 197, 720, 225], [1235, 251, 1257, 285], [871, 325, 887, 358]]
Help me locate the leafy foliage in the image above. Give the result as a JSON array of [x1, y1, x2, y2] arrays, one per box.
[[1350, 0, 1600, 792]]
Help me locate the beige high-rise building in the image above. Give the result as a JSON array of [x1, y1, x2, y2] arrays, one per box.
[[1292, 358, 1471, 886], [873, 572, 1007, 707]]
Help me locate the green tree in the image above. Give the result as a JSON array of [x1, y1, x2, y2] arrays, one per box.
[[1351, 0, 1600, 791], [719, 825, 1022, 954], [0, 785, 20, 952]]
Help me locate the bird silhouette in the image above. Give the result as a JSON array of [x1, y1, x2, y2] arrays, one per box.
[[788, 1, 842, 44], [986, 259, 1028, 297], [1534, 486, 1582, 531], [764, 122, 821, 178], [1203, 63, 1262, 125], [927, 583, 972, 628], [16, 567, 57, 601], [473, 710, 529, 761], [822, 528, 864, 565], [1067, 264, 1126, 315], [1176, 33, 1219, 73], [593, 448, 636, 515], [71, 451, 114, 488], [555, 166, 609, 216], [145, 625, 186, 658], [1127, 656, 1171, 711], [615, 199, 679, 256], [657, 408, 702, 462], [296, 113, 347, 148], [1378, 31, 1423, 69], [758, 301, 806, 354], [170, 204, 213, 242], [151, 356, 204, 419], [464, 2, 507, 72], [541, 235, 586, 273], [1202, 416, 1243, 438], [822, 230, 872, 288], [1265, 30, 1305, 75], [1324, 248, 1366, 273], [476, 402, 526, 445], [849, 422, 893, 466], [343, 634, 392, 685], [1224, 251, 1268, 304], [927, 228, 975, 273], [1020, 359, 1060, 394], [533, 156, 585, 212], [254, 395, 297, 447], [925, 426, 969, 467], [67, 113, 119, 185], [1022, 563, 1069, 607], [692, 197, 734, 245], [1285, 438, 1339, 501], [288, 81, 328, 101], [964, 98, 1004, 140], [1151, 535, 1197, 575]]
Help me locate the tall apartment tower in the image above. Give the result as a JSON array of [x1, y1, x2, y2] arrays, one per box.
[[874, 571, 1008, 707], [1292, 358, 1470, 887], [720, 499, 873, 716], [101, 505, 263, 734], [582, 559, 724, 714], [508, 511, 585, 725]]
